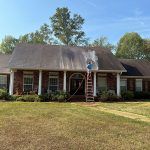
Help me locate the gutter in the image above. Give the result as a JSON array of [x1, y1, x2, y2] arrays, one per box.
[[9, 68, 126, 73], [121, 76, 150, 79]]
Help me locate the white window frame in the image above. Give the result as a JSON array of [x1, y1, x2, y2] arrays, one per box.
[[135, 79, 143, 92], [23, 74, 34, 92], [120, 79, 127, 91], [48, 74, 59, 92], [97, 77, 107, 92], [0, 75, 7, 89]]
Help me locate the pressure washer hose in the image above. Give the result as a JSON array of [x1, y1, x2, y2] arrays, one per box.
[[67, 76, 86, 101]]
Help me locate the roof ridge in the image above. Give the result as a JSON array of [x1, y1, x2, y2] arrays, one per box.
[[16, 43, 110, 51], [119, 58, 150, 62]]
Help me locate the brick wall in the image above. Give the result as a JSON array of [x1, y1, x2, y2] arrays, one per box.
[[66, 72, 87, 92], [13, 70, 150, 95], [59, 71, 64, 91], [127, 78, 135, 91], [107, 73, 116, 91], [143, 79, 150, 92], [122, 78, 150, 92], [42, 71, 64, 93], [97, 73, 117, 91], [7, 74, 10, 91], [42, 71, 49, 93], [13, 70, 39, 94], [14, 70, 23, 94], [13, 70, 64, 94], [33, 70, 39, 93]]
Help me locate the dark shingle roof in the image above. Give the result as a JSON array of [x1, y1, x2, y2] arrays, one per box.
[[0, 54, 11, 74], [9, 43, 125, 71], [119, 59, 150, 76]]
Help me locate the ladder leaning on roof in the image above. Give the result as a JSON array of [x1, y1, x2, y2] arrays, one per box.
[[86, 73, 94, 102]]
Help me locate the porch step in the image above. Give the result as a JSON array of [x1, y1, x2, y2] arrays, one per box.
[[86, 97, 94, 102]]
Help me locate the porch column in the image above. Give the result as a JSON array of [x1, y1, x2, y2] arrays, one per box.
[[93, 72, 97, 96], [9, 69, 14, 95], [117, 73, 121, 96], [38, 70, 42, 95], [63, 71, 67, 91]]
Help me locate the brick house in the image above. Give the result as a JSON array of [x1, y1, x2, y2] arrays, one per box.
[[0, 43, 150, 99]]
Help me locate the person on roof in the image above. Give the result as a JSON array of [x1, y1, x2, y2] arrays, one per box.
[[87, 61, 93, 77]]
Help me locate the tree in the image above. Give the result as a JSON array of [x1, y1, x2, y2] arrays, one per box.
[[19, 23, 53, 44], [50, 7, 85, 45], [0, 24, 54, 54], [90, 36, 115, 51], [116, 32, 144, 59], [0, 36, 18, 54], [143, 39, 150, 61], [38, 23, 53, 44]]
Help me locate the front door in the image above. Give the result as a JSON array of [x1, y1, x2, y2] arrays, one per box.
[[70, 74, 85, 95]]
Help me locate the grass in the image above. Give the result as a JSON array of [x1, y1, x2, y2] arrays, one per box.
[[0, 102, 150, 150], [91, 101, 150, 117]]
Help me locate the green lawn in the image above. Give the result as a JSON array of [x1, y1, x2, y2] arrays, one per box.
[[0, 102, 150, 150], [91, 101, 150, 117]]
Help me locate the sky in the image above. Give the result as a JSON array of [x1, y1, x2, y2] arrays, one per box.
[[0, 0, 150, 44]]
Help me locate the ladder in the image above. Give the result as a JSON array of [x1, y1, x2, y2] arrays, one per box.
[[86, 74, 94, 102]]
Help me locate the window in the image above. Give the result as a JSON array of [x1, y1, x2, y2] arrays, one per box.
[[136, 79, 142, 92], [0, 75, 7, 89], [48, 72, 59, 92], [120, 79, 127, 91], [148, 81, 150, 91], [97, 77, 107, 92], [23, 75, 33, 92]]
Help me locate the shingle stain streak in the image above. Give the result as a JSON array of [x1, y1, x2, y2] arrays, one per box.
[[1, 44, 150, 76], [8, 43, 125, 71]]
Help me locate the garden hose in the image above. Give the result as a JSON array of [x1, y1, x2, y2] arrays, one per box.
[[67, 76, 86, 101]]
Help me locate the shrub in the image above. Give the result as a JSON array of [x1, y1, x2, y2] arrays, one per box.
[[134, 92, 150, 99], [10, 95, 21, 101], [121, 91, 134, 100], [39, 93, 51, 102], [0, 89, 10, 100], [98, 91, 119, 102], [29, 91, 37, 95], [16, 95, 41, 102], [51, 91, 69, 102], [100, 91, 109, 101]]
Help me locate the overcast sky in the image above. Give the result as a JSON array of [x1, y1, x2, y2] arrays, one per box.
[[0, 0, 150, 44]]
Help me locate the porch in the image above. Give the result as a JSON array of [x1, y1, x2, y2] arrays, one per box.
[[8, 70, 121, 97]]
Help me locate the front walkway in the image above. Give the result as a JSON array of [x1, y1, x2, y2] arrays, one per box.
[[76, 102, 150, 123]]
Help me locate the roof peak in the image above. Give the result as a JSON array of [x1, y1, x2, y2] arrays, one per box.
[[16, 43, 110, 51]]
